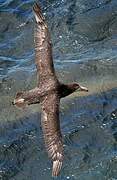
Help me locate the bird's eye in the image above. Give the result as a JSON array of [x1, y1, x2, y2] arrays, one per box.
[[74, 84, 79, 88]]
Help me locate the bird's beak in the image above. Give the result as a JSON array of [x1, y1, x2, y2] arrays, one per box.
[[77, 85, 88, 92]]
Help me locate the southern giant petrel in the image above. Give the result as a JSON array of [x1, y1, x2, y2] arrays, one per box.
[[13, 3, 88, 177]]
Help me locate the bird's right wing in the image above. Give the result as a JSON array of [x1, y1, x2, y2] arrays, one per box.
[[41, 93, 63, 176]]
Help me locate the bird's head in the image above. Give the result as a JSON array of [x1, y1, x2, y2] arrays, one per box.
[[69, 82, 88, 92], [60, 82, 88, 98]]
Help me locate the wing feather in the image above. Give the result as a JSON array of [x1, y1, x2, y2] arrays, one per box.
[[41, 93, 63, 176]]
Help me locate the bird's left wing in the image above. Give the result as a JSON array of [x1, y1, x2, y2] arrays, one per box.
[[33, 3, 57, 84], [41, 93, 63, 176]]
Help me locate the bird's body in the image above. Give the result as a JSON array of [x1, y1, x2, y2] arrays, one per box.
[[13, 3, 88, 176]]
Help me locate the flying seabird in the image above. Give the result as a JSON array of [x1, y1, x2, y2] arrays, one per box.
[[13, 3, 88, 177]]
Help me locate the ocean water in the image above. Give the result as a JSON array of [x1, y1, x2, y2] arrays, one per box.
[[0, 0, 117, 179]]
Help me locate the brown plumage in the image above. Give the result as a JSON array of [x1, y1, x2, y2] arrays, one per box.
[[13, 3, 88, 177]]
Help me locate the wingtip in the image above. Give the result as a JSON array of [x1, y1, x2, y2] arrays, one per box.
[[33, 2, 41, 13], [52, 160, 62, 177], [33, 2, 45, 24]]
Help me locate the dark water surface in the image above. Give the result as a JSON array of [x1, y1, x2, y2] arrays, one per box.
[[0, 0, 117, 179]]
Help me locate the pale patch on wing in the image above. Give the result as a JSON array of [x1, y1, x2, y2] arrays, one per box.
[[34, 13, 39, 23]]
